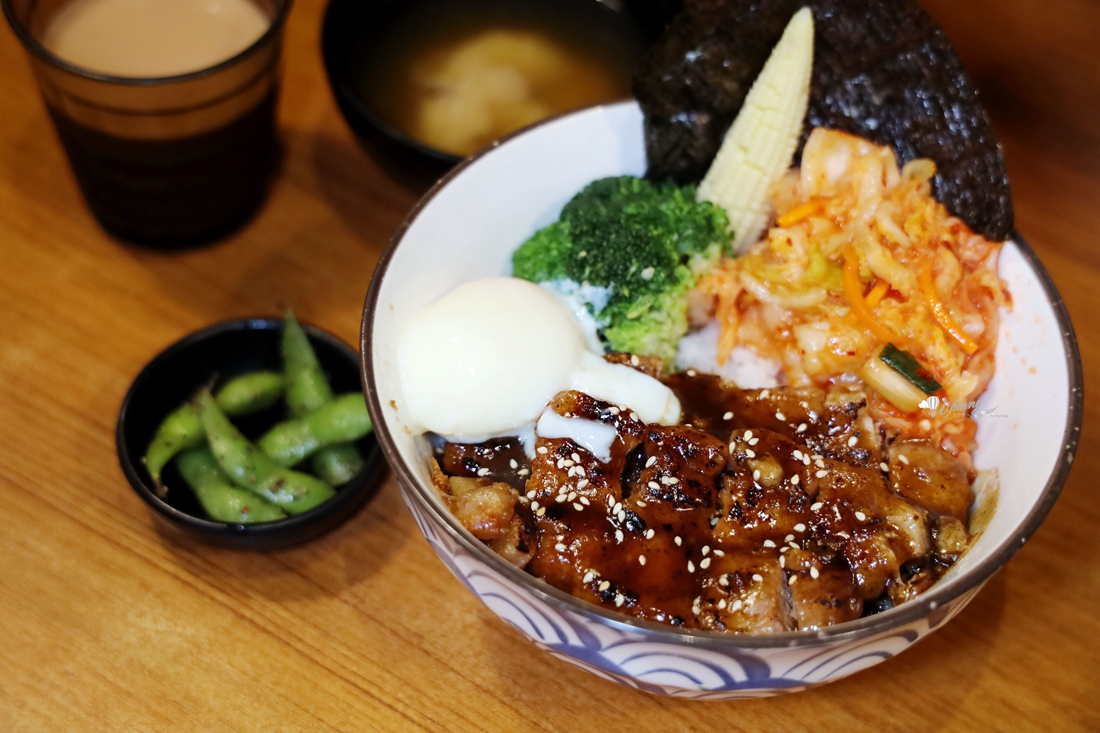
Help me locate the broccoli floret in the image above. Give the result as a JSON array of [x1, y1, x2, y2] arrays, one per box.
[[512, 176, 732, 367]]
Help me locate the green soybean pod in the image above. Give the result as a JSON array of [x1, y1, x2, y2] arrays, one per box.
[[258, 394, 373, 467], [282, 310, 365, 482], [213, 371, 285, 416], [143, 371, 289, 486], [310, 443, 365, 486], [200, 390, 335, 515], [176, 446, 287, 523], [144, 403, 204, 486], [283, 310, 333, 416]]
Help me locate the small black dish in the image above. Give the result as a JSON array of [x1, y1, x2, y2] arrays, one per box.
[[117, 318, 386, 550], [321, 0, 682, 189]]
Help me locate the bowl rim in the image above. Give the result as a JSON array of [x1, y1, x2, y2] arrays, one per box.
[[360, 101, 1084, 648], [117, 316, 384, 542]]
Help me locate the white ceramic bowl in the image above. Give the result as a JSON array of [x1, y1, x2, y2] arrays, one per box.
[[361, 102, 1083, 699]]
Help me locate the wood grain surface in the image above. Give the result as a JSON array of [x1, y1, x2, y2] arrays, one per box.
[[1, 0, 1097, 730]]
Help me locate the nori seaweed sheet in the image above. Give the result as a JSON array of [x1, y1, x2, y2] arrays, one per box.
[[634, 0, 1014, 241]]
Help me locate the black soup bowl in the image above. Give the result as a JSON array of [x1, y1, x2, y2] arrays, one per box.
[[117, 318, 386, 550], [321, 0, 681, 188]]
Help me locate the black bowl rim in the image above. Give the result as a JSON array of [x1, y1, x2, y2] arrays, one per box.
[[117, 316, 383, 543], [360, 101, 1084, 649], [319, 0, 648, 167]]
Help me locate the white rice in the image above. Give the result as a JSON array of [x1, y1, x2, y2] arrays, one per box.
[[675, 321, 784, 389]]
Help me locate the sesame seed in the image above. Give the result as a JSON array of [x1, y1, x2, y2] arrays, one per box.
[[607, 495, 615, 506], [812, 454, 823, 461], [810, 567, 820, 579], [668, 477, 680, 485], [710, 516, 719, 528], [567, 491, 577, 501], [526, 490, 536, 499], [645, 529, 655, 540], [791, 474, 800, 486], [784, 534, 795, 542], [723, 411, 734, 420], [562, 459, 575, 467], [880, 462, 889, 472], [779, 555, 786, 568], [745, 449, 756, 458], [571, 453, 581, 463], [530, 501, 540, 510], [803, 455, 811, 466], [509, 459, 518, 469], [815, 470, 828, 478], [583, 572, 595, 583], [639, 555, 647, 566], [780, 547, 789, 553], [700, 557, 712, 569], [518, 469, 530, 476], [573, 503, 584, 511], [536, 508, 546, 517], [815, 458, 825, 468], [537, 446, 548, 455], [847, 436, 858, 447], [729, 443, 737, 453], [789, 542, 800, 550], [788, 575, 798, 586], [713, 549, 725, 556], [898, 454, 910, 465], [631, 355, 640, 366], [613, 502, 622, 514], [811, 502, 823, 511], [555, 494, 567, 503], [748, 437, 759, 446], [598, 580, 610, 591], [608, 406, 620, 415], [630, 413, 639, 422], [702, 546, 711, 555], [752, 573, 763, 582], [556, 459, 565, 469], [753, 469, 761, 481], [576, 466, 586, 477], [518, 497, 529, 504], [555, 543, 567, 552], [719, 575, 730, 587], [687, 370, 697, 377], [580, 496, 590, 506], [796, 423, 808, 433], [794, 523, 806, 532], [648, 481, 660, 491], [645, 456, 657, 468], [577, 479, 589, 490], [615, 529, 624, 543], [660, 476, 674, 485], [793, 450, 803, 460], [687, 561, 696, 573], [855, 511, 867, 521], [674, 536, 682, 546], [717, 599, 727, 609], [636, 500, 647, 507], [732, 599, 743, 611], [760, 390, 770, 399], [477, 467, 490, 477], [744, 431, 754, 441], [763, 539, 776, 548], [776, 412, 786, 421], [617, 510, 626, 522]]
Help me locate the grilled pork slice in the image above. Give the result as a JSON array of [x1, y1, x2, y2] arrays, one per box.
[[665, 373, 884, 467]]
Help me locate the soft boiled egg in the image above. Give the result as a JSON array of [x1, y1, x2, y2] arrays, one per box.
[[397, 277, 680, 447]]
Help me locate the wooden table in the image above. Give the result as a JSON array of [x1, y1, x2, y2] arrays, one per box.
[[1, 0, 1097, 730]]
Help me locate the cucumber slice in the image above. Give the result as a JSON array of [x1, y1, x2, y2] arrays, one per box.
[[880, 343, 942, 395]]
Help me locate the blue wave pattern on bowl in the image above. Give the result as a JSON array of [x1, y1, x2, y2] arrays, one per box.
[[401, 479, 984, 698]]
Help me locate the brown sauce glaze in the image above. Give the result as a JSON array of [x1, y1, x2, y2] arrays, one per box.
[[437, 375, 973, 633]]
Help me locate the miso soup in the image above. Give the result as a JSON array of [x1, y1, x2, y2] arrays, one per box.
[[355, 0, 644, 157]]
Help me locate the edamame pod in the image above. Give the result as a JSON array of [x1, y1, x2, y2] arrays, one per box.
[[143, 370, 289, 485], [200, 390, 335, 515], [310, 443, 365, 486], [176, 446, 287, 523], [283, 310, 333, 416], [258, 393, 373, 467], [213, 370, 285, 415], [282, 310, 365, 482]]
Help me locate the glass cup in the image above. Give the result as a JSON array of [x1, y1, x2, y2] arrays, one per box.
[[2, 0, 292, 247]]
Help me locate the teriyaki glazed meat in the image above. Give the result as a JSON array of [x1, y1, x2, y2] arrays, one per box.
[[395, 2, 1010, 633]]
